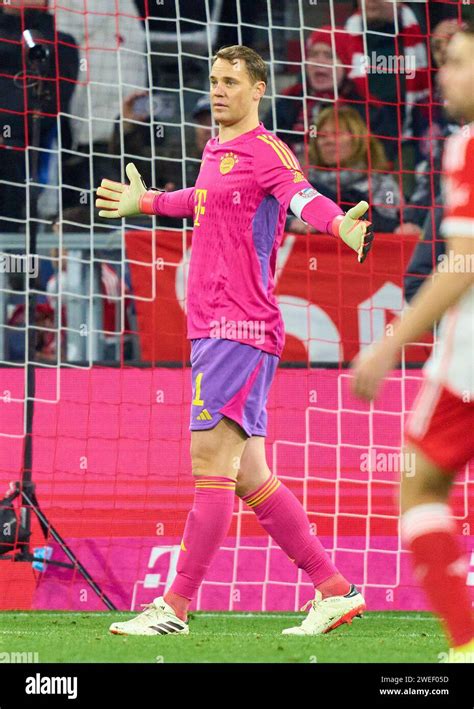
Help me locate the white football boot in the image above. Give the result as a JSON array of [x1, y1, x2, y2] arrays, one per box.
[[282, 584, 366, 636], [109, 596, 189, 636]]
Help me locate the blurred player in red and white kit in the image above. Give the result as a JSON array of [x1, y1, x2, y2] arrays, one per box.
[[95, 45, 374, 636], [352, 24, 474, 661]]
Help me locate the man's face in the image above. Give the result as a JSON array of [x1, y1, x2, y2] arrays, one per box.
[[431, 20, 460, 69], [439, 33, 474, 121], [209, 58, 264, 126], [306, 42, 345, 93], [358, 0, 394, 25]]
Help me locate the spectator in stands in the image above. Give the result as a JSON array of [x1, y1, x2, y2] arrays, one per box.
[[288, 106, 400, 234], [108, 89, 183, 191], [0, 0, 78, 232], [55, 0, 147, 212], [7, 301, 57, 362], [267, 26, 392, 164], [345, 0, 429, 160], [109, 91, 211, 193], [403, 17, 464, 302], [397, 17, 461, 237]]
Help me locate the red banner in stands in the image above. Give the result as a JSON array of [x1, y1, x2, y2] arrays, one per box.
[[125, 230, 429, 362]]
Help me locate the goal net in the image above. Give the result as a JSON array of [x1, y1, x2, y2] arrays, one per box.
[[0, 0, 472, 612]]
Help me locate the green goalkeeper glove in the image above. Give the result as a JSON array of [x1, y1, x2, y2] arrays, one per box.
[[332, 200, 374, 264], [96, 162, 148, 218]]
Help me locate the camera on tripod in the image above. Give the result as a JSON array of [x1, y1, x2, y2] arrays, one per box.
[[21, 28, 54, 104], [22, 28, 50, 68]]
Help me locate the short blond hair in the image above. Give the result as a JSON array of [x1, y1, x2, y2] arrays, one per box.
[[212, 45, 267, 85]]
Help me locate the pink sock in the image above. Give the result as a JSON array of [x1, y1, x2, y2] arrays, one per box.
[[165, 476, 236, 620], [242, 475, 350, 597]]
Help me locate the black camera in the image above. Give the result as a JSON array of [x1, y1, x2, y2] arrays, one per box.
[[22, 28, 51, 70]]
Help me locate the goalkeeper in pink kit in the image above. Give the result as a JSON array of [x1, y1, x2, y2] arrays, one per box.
[[96, 45, 374, 636]]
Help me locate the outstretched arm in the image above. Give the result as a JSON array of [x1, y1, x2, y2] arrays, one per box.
[[96, 162, 195, 220], [254, 135, 374, 263], [140, 186, 195, 219], [294, 194, 374, 264]]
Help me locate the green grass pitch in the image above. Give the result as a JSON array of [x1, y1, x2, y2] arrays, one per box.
[[0, 611, 448, 663]]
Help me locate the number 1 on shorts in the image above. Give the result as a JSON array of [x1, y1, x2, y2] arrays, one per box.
[[192, 372, 204, 406]]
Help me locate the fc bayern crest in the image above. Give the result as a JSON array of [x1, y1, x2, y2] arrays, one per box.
[[220, 152, 239, 175]]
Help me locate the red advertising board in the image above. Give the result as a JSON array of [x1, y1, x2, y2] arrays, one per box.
[[125, 230, 430, 362]]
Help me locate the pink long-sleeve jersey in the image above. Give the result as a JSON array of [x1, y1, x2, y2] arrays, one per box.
[[146, 122, 343, 357]]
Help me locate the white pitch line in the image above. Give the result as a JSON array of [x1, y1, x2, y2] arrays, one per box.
[[0, 629, 441, 640], [1, 612, 435, 621], [193, 613, 436, 620]]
